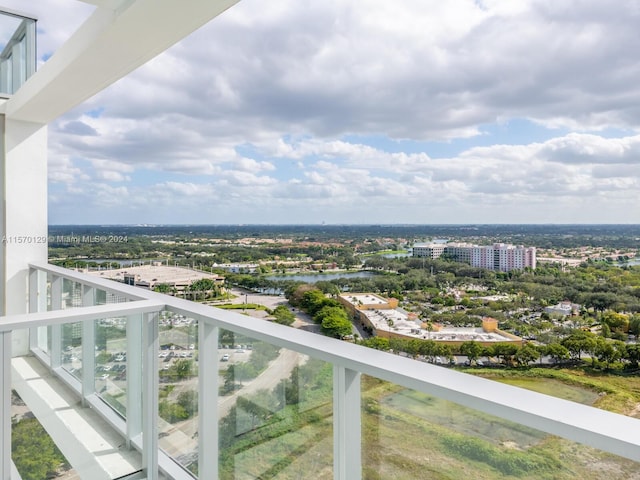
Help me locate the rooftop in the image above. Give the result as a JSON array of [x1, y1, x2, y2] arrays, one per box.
[[88, 264, 222, 288]]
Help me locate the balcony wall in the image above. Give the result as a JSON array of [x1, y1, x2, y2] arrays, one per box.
[[0, 262, 638, 479]]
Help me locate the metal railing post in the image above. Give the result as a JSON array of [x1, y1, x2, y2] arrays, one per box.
[[142, 311, 159, 479], [82, 285, 96, 404], [198, 320, 219, 479], [127, 312, 143, 448], [0, 331, 11, 479], [50, 275, 62, 368], [334, 366, 361, 480]]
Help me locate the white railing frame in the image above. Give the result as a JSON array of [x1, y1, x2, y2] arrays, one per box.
[[0, 261, 638, 480]]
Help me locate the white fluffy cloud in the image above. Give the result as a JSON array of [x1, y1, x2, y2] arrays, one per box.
[[12, 0, 640, 223]]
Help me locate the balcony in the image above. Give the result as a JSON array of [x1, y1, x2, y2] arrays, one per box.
[[0, 8, 36, 96], [0, 262, 638, 479], [0, 2, 638, 478]]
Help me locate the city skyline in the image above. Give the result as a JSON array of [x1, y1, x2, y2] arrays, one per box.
[[4, 0, 640, 225]]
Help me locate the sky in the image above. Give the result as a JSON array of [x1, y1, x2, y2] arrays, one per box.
[[5, 0, 640, 225]]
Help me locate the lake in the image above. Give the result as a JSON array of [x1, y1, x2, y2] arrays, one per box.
[[382, 252, 411, 258], [620, 258, 640, 266]]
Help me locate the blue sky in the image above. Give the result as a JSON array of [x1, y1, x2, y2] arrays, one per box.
[[6, 0, 640, 224]]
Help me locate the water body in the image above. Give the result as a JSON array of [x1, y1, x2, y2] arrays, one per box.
[[382, 252, 411, 258], [620, 258, 640, 266], [266, 271, 377, 283]]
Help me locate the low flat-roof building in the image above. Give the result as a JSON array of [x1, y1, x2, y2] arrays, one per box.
[[545, 301, 581, 317], [88, 265, 224, 294], [339, 293, 521, 346]]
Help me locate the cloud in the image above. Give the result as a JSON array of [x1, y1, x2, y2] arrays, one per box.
[[59, 121, 98, 136], [15, 0, 640, 224]]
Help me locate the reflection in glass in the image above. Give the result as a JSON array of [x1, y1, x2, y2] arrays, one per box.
[[360, 375, 640, 480], [61, 322, 82, 380], [95, 317, 128, 416], [62, 279, 82, 309], [216, 329, 333, 480], [157, 311, 198, 471]]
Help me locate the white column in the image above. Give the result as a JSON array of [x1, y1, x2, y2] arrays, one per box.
[[333, 366, 361, 480], [0, 117, 48, 356]]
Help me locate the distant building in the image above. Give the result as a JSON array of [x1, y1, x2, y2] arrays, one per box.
[[89, 265, 224, 295], [339, 293, 521, 346], [213, 263, 258, 274], [413, 242, 536, 272], [545, 301, 581, 317]]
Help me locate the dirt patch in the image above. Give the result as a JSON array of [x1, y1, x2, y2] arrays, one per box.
[[628, 402, 640, 419]]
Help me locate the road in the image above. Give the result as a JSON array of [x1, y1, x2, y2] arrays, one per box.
[[218, 349, 306, 417], [159, 290, 311, 461]]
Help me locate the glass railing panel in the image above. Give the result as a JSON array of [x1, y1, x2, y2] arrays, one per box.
[[46, 272, 52, 311], [95, 316, 129, 416], [62, 279, 82, 309], [216, 329, 333, 480], [0, 10, 36, 95], [157, 310, 199, 473], [360, 375, 640, 479], [95, 288, 129, 305], [36, 325, 48, 352], [61, 321, 82, 380]]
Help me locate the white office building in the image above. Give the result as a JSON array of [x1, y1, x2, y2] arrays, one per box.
[[413, 242, 537, 271]]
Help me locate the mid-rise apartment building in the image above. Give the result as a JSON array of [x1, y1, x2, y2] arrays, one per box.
[[413, 242, 536, 271]]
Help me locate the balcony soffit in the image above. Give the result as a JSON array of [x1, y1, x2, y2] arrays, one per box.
[[75, 0, 125, 9]]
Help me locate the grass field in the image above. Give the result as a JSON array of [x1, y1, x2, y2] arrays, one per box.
[[216, 366, 640, 479], [360, 369, 640, 480]]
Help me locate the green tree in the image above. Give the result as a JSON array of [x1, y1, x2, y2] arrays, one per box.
[[159, 400, 188, 423], [594, 338, 624, 369], [154, 282, 172, 293], [222, 365, 238, 394], [515, 343, 539, 366], [360, 337, 390, 351], [177, 390, 198, 417], [601, 311, 629, 334], [12, 417, 68, 480], [318, 307, 352, 338], [271, 305, 296, 326], [626, 343, 640, 368], [629, 314, 640, 336], [169, 359, 195, 381], [545, 343, 570, 364], [493, 343, 519, 366], [460, 341, 483, 365], [562, 331, 596, 360]]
